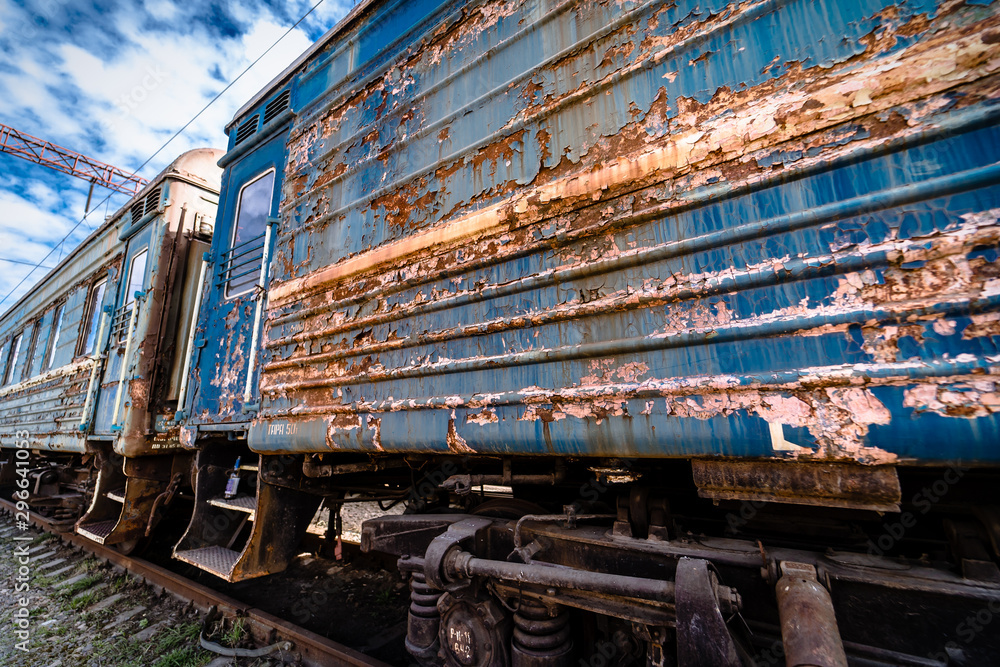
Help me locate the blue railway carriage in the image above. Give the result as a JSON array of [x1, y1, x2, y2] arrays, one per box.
[[1, 148, 222, 552], [175, 0, 1000, 664]]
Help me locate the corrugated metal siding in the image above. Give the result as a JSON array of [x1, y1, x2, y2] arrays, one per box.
[[252, 0, 1000, 463], [0, 223, 124, 452]]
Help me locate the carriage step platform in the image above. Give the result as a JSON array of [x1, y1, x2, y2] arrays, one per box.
[[174, 546, 241, 578], [76, 455, 179, 551], [77, 519, 118, 543], [207, 494, 256, 517], [173, 452, 320, 582]]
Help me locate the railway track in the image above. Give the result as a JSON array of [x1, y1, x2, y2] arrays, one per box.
[[0, 497, 389, 667]]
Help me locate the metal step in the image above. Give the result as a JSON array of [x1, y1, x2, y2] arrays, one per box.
[[174, 546, 241, 578], [77, 520, 117, 544], [207, 495, 256, 518], [106, 488, 126, 503]]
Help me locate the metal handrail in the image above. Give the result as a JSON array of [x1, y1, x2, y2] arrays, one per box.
[[222, 247, 266, 275], [110, 303, 134, 341], [223, 263, 265, 284], [219, 235, 265, 269], [243, 221, 277, 404], [223, 235, 265, 259], [219, 232, 266, 290], [226, 231, 266, 255]]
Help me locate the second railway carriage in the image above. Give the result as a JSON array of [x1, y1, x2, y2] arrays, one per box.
[[0, 148, 222, 552]]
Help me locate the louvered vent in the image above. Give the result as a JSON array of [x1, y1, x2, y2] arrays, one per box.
[[234, 115, 259, 146], [130, 199, 145, 224], [263, 90, 290, 124], [144, 187, 162, 216]]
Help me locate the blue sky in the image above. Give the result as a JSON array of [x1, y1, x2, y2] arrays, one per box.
[[0, 0, 354, 309]]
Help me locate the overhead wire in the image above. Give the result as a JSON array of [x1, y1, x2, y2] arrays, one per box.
[[0, 0, 328, 309]]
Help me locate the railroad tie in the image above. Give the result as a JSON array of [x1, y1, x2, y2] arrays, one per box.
[[87, 593, 124, 613], [72, 582, 107, 600], [37, 557, 68, 571], [132, 620, 168, 642], [103, 605, 146, 630], [44, 564, 77, 579], [54, 573, 90, 589]]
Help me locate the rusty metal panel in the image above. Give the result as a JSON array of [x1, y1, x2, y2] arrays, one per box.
[[0, 215, 125, 453], [106, 150, 223, 456], [249, 0, 1000, 464]]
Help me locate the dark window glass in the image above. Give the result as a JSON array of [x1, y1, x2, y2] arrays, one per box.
[[82, 279, 108, 355], [225, 170, 274, 298]]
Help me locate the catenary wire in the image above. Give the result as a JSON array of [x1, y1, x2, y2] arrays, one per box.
[[0, 0, 328, 309]]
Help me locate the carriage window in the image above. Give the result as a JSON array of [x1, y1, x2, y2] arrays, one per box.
[[81, 279, 107, 355], [113, 250, 148, 342], [45, 304, 65, 371], [125, 250, 148, 305], [1, 334, 19, 385], [224, 170, 274, 298], [24, 323, 41, 379]]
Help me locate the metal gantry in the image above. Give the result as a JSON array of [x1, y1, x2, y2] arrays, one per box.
[[0, 122, 147, 196]]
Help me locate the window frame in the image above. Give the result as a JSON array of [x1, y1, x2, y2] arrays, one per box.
[[224, 168, 276, 301], [0, 336, 15, 386], [124, 249, 148, 307], [78, 277, 109, 357], [4, 331, 23, 385], [45, 302, 65, 372], [23, 321, 41, 380], [116, 249, 148, 343]]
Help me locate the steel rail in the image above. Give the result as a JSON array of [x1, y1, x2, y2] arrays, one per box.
[[0, 497, 387, 667]]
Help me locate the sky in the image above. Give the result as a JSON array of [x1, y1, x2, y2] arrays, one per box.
[[0, 0, 356, 311]]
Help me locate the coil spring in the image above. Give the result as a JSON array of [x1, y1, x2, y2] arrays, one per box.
[[409, 571, 442, 618], [513, 600, 572, 654], [406, 571, 444, 663]]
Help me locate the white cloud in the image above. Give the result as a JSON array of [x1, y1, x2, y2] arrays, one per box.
[[0, 0, 352, 309]]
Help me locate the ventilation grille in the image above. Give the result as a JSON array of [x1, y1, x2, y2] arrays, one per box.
[[263, 90, 290, 124], [234, 115, 259, 146], [130, 186, 162, 223], [130, 200, 145, 224], [144, 187, 161, 215]]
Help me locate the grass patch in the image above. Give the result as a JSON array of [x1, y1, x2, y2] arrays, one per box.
[[58, 573, 102, 598], [111, 574, 131, 592], [99, 622, 210, 667], [223, 616, 248, 647], [150, 646, 209, 667], [69, 590, 99, 610], [28, 531, 52, 545]]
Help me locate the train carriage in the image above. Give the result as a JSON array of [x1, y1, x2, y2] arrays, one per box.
[[0, 206, 128, 524], [1, 148, 222, 550], [4, 0, 998, 664], [168, 0, 1000, 663]]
